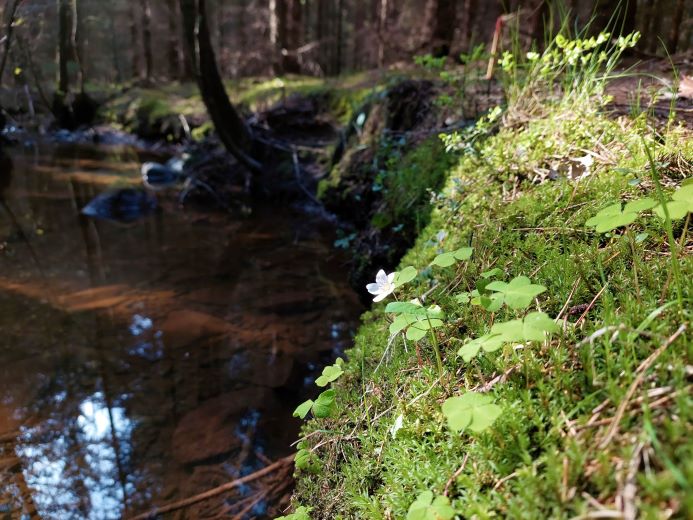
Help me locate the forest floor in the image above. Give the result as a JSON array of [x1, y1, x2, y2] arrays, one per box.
[[276, 55, 693, 518]]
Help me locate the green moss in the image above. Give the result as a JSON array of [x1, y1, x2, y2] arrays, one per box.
[[291, 104, 692, 518]]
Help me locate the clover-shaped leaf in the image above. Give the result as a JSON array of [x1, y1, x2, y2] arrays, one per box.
[[406, 491, 455, 520], [458, 312, 559, 362], [315, 362, 344, 387], [485, 275, 547, 309], [294, 390, 336, 419], [491, 311, 559, 342], [293, 399, 314, 419], [431, 247, 473, 267], [457, 333, 505, 362], [295, 450, 320, 474], [312, 389, 336, 418], [442, 392, 502, 433], [406, 318, 444, 341], [480, 267, 503, 279], [653, 185, 693, 221], [585, 198, 656, 232], [390, 313, 419, 335], [394, 266, 418, 287]]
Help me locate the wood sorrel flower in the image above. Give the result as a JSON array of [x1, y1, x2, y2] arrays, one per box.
[[366, 269, 396, 302]]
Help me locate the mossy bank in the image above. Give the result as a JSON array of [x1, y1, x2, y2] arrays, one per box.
[[284, 37, 693, 520]]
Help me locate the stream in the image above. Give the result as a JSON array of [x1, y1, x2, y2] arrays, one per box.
[[0, 141, 362, 519]]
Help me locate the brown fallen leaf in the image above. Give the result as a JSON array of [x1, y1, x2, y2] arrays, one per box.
[[678, 75, 693, 99]]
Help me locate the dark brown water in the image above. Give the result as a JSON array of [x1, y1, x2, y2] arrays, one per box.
[[0, 142, 361, 519]]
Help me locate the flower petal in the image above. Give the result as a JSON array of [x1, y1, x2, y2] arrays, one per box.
[[375, 269, 388, 286], [387, 272, 396, 284], [366, 283, 380, 294], [373, 292, 387, 302]]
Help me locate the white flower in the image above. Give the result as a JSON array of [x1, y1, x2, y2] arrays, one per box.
[[526, 51, 540, 61], [366, 269, 396, 302]]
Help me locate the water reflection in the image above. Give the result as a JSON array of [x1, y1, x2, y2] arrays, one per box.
[[0, 142, 361, 519]]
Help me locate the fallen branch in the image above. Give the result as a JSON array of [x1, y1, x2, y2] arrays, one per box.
[[126, 454, 294, 520]]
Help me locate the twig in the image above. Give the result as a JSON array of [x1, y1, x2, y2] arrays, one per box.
[[598, 324, 687, 449], [443, 453, 469, 497], [575, 284, 609, 327], [125, 455, 294, 520]]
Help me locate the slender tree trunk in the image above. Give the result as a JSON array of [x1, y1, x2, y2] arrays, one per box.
[[57, 0, 71, 93], [668, 0, 685, 54], [460, 0, 477, 53], [129, 0, 141, 79], [142, 0, 153, 82], [166, 0, 180, 79], [282, 0, 302, 73], [377, 0, 388, 67], [0, 0, 23, 86], [426, 0, 456, 57], [72, 0, 85, 92], [647, 0, 662, 53], [336, 0, 344, 74], [179, 0, 262, 173]]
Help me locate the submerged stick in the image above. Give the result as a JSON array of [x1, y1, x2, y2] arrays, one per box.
[[126, 455, 294, 520]]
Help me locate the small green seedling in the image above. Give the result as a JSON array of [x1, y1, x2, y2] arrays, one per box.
[[406, 491, 455, 520], [431, 247, 473, 267], [653, 184, 693, 220], [485, 275, 547, 309], [442, 392, 502, 433], [315, 358, 345, 387], [458, 311, 559, 362], [294, 389, 336, 419], [585, 198, 656, 232], [386, 301, 445, 340]]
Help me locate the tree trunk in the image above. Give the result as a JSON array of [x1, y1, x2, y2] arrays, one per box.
[[142, 0, 154, 82], [282, 0, 302, 73], [426, 0, 456, 57], [377, 0, 388, 67], [179, 0, 262, 173], [57, 0, 71, 93], [166, 0, 180, 79], [72, 0, 86, 92], [460, 0, 477, 54], [0, 0, 23, 86], [129, 0, 141, 79], [668, 0, 685, 54]]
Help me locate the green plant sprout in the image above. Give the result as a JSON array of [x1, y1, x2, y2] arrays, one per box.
[[406, 491, 455, 520], [458, 311, 559, 362], [585, 198, 656, 232], [442, 392, 502, 434]]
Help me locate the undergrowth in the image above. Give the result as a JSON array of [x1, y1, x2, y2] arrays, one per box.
[[285, 27, 692, 520]]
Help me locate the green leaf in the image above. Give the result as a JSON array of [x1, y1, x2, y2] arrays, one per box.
[[431, 247, 473, 267], [442, 392, 502, 433], [653, 186, 693, 221], [315, 363, 344, 387], [405, 318, 444, 341], [479, 293, 503, 312], [623, 197, 656, 213], [295, 450, 320, 474], [385, 301, 425, 315], [457, 333, 505, 362], [394, 266, 418, 287], [485, 275, 547, 309], [586, 198, 656, 232], [431, 252, 456, 267], [293, 400, 314, 419], [455, 292, 471, 304], [406, 491, 455, 520], [312, 389, 336, 418], [480, 267, 503, 279], [452, 247, 473, 260], [390, 313, 418, 335], [491, 311, 559, 342]]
